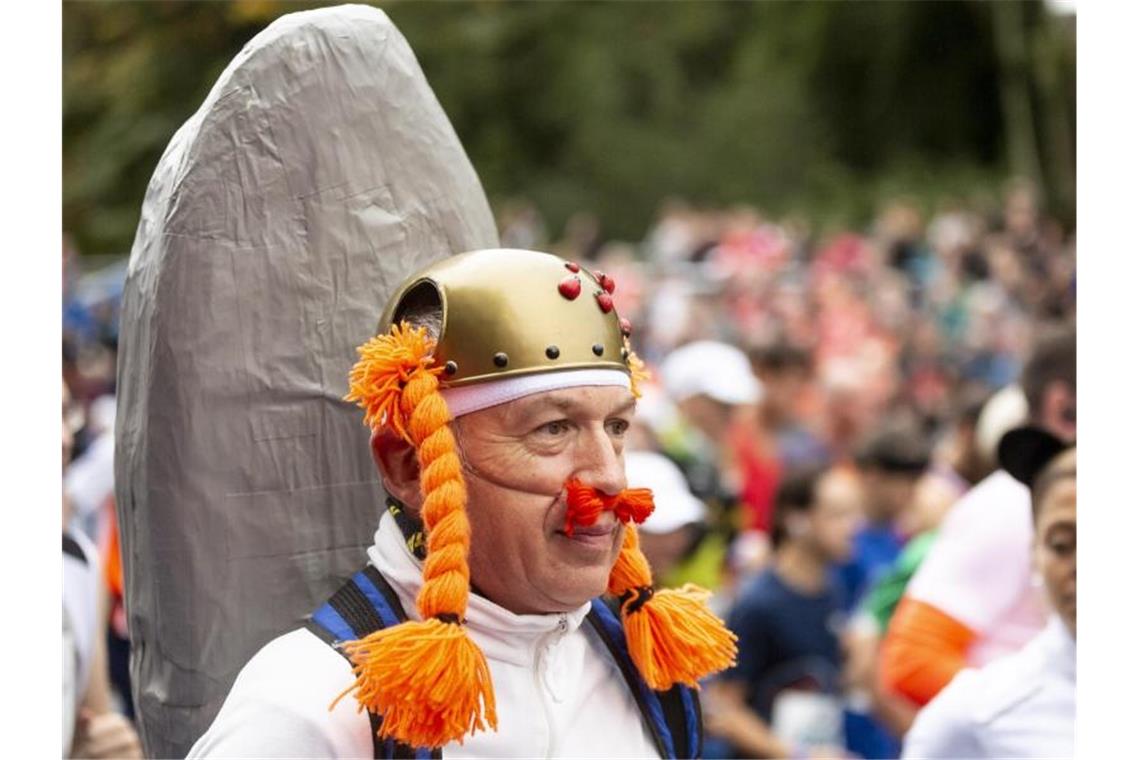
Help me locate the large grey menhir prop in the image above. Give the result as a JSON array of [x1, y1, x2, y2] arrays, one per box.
[[114, 6, 498, 756]]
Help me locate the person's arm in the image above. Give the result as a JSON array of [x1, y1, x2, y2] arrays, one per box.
[[69, 570, 143, 760], [869, 652, 920, 738], [188, 629, 373, 758], [878, 596, 975, 705], [702, 679, 811, 760], [841, 612, 878, 693], [880, 478, 1031, 705], [188, 697, 342, 759], [79, 584, 113, 714], [705, 679, 848, 759], [705, 679, 794, 758]]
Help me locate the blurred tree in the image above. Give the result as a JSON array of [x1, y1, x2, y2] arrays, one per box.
[[62, 0, 1075, 256]]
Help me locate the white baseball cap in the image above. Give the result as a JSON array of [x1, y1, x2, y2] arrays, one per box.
[[975, 384, 1029, 463], [624, 449, 707, 534], [658, 340, 763, 406]]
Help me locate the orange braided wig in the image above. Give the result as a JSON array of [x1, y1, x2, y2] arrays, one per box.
[[340, 323, 496, 748]]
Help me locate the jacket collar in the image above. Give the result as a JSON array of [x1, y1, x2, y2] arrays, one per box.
[[366, 510, 591, 667]]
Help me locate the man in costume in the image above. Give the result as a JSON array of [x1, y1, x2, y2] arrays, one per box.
[[117, 8, 733, 755], [189, 249, 736, 758]]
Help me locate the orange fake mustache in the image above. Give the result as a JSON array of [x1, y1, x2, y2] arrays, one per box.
[[563, 478, 655, 536]]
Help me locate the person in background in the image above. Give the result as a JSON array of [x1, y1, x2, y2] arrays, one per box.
[[837, 420, 931, 613], [63, 380, 143, 759], [623, 449, 709, 587], [903, 427, 1075, 758], [655, 340, 764, 589], [905, 387, 991, 537], [842, 388, 1013, 755], [880, 323, 1075, 708], [749, 343, 830, 473], [832, 421, 929, 759], [860, 383, 1026, 648], [705, 467, 859, 759]]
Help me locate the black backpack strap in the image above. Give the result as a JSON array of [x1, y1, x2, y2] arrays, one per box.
[[307, 566, 441, 760], [586, 597, 703, 758]]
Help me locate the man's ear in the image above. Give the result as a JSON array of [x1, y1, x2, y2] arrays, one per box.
[[370, 427, 423, 515]]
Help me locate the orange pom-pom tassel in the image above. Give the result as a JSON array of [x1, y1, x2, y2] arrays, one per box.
[[344, 323, 443, 441], [608, 525, 738, 690], [336, 619, 497, 747]]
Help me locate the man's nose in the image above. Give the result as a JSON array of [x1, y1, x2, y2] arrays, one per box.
[[574, 426, 627, 496]]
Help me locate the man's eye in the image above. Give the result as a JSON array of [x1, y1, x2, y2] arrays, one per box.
[[1048, 538, 1076, 556], [537, 420, 570, 436], [606, 419, 630, 436], [1044, 527, 1076, 556]]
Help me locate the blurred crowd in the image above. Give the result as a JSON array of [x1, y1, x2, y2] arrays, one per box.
[[504, 177, 1076, 758], [62, 239, 140, 758], [62, 177, 1075, 758]]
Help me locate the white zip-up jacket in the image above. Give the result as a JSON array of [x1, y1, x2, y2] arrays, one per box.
[[189, 512, 661, 758]]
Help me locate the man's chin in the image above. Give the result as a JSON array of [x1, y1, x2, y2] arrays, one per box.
[[544, 579, 609, 612], [540, 555, 614, 607]]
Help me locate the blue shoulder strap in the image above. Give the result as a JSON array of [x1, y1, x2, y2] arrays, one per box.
[[306, 566, 436, 760], [586, 597, 702, 759]]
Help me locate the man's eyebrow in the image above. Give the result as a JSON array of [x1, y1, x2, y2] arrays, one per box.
[[609, 397, 637, 416], [510, 393, 576, 419], [509, 391, 636, 420]]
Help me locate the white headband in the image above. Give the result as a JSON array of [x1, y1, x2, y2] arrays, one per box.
[[441, 369, 631, 418]]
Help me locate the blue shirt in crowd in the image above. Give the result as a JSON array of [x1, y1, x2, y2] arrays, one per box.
[[834, 522, 906, 613], [723, 567, 845, 726]]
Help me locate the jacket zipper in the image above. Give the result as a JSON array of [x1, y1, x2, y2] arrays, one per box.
[[533, 613, 570, 758]]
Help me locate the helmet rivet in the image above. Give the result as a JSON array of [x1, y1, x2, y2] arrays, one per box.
[[565, 261, 581, 273], [592, 343, 604, 357], [493, 352, 509, 368], [595, 292, 614, 313], [558, 275, 582, 300], [546, 345, 560, 360], [444, 360, 458, 375]]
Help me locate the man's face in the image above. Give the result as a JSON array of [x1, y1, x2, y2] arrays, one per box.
[[807, 470, 862, 563], [676, 394, 735, 446], [861, 470, 920, 524], [758, 367, 808, 425], [1034, 470, 1077, 637], [452, 385, 636, 615]]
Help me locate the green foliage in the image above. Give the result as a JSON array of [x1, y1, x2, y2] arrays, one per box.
[[63, 0, 1075, 256]]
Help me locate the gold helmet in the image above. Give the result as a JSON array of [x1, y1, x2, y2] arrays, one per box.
[[378, 248, 634, 387]]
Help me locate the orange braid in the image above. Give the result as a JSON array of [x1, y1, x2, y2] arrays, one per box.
[[607, 524, 738, 690], [338, 323, 497, 748]]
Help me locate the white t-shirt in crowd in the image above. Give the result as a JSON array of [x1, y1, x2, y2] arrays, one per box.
[[63, 530, 101, 751], [905, 470, 1047, 665], [188, 513, 661, 758], [902, 615, 1075, 759]]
